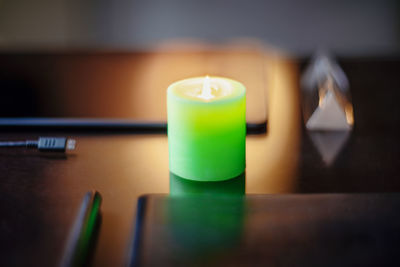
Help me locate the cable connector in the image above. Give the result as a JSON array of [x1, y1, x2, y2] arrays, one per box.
[[0, 137, 76, 152], [37, 137, 76, 152]]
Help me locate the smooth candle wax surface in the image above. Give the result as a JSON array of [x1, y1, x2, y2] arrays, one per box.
[[167, 76, 246, 181]]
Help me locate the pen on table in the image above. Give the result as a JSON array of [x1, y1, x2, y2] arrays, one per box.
[[60, 190, 102, 267]]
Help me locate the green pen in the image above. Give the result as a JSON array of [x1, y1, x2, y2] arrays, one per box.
[[60, 190, 102, 267]]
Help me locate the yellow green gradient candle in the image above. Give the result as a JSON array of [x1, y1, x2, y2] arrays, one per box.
[[167, 76, 246, 181]]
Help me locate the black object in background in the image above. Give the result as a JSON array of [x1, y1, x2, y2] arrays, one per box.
[[0, 51, 268, 134], [130, 194, 400, 267], [0, 75, 39, 116]]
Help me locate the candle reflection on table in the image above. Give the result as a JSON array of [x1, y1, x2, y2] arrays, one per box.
[[134, 194, 245, 266], [155, 172, 246, 265], [170, 172, 245, 196]]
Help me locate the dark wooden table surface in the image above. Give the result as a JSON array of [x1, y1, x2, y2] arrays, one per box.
[[1, 55, 400, 266], [134, 194, 400, 267]]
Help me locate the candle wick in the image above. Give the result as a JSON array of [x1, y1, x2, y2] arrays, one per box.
[[199, 76, 214, 100]]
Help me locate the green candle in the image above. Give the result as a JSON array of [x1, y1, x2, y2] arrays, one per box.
[[167, 76, 246, 181]]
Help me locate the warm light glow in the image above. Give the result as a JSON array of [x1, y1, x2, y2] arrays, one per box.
[[246, 53, 300, 193], [199, 75, 214, 100], [125, 48, 267, 123]]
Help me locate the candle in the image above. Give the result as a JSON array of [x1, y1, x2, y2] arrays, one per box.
[[167, 76, 246, 181]]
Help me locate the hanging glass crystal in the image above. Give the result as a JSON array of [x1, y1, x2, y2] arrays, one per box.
[[301, 52, 354, 131]]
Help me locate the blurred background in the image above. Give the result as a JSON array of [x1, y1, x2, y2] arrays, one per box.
[[1, 0, 399, 56]]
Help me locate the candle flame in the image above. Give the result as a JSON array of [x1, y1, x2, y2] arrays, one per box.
[[199, 75, 215, 100]]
